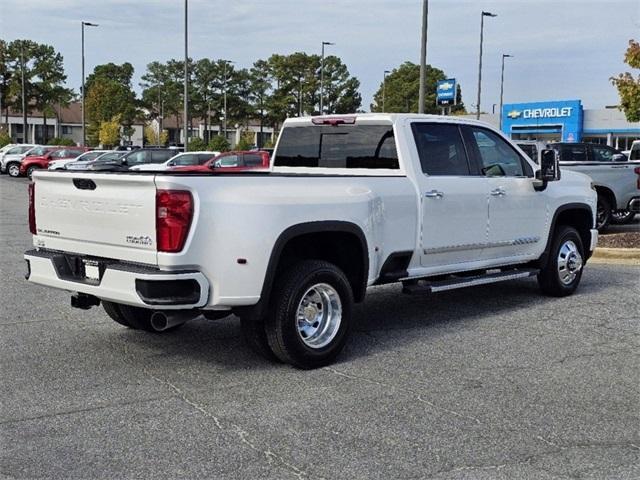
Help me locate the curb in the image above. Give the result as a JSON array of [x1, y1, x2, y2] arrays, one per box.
[[590, 247, 640, 265]]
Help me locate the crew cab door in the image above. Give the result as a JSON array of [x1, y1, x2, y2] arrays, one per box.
[[462, 125, 547, 259], [411, 122, 490, 268]]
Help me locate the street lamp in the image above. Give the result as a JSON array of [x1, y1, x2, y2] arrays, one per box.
[[382, 70, 390, 113], [476, 10, 497, 120], [418, 0, 429, 114], [81, 21, 98, 147], [183, 0, 188, 148], [319, 41, 334, 115], [221, 60, 234, 140], [499, 54, 513, 130]]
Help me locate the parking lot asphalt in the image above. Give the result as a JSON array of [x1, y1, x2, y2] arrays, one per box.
[[1, 174, 639, 480]]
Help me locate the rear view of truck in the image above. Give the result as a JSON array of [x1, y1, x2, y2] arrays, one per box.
[[25, 172, 209, 331]]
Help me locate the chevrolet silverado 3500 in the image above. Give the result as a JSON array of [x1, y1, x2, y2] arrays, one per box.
[[25, 114, 598, 369]]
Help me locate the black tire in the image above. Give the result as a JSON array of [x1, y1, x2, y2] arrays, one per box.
[[538, 226, 585, 297], [117, 304, 183, 333], [595, 194, 611, 230], [7, 162, 21, 177], [26, 166, 38, 179], [240, 315, 280, 361], [611, 210, 636, 225], [265, 260, 353, 369], [102, 300, 135, 328]]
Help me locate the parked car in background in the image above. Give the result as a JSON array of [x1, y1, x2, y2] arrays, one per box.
[[547, 142, 640, 228], [81, 148, 176, 171], [48, 150, 111, 170], [20, 147, 89, 178], [629, 140, 640, 161], [129, 151, 218, 171], [0, 143, 18, 161], [169, 150, 271, 173], [65, 151, 126, 170], [1, 144, 38, 176]]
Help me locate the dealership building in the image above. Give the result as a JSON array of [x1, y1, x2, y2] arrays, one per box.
[[467, 99, 640, 150]]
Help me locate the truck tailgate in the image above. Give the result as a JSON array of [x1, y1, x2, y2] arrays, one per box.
[[33, 172, 158, 265]]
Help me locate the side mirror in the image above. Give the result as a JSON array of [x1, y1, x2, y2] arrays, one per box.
[[612, 153, 627, 162], [537, 149, 560, 182], [167, 161, 175, 167]]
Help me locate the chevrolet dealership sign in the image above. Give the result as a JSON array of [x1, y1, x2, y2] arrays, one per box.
[[511, 107, 574, 119], [502, 100, 583, 143]]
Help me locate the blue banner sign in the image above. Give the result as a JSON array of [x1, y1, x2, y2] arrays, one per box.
[[436, 79, 456, 106]]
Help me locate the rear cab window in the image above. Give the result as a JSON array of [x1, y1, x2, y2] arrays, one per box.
[[274, 122, 400, 172]]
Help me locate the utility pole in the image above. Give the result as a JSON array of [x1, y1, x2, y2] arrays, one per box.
[[476, 11, 497, 120], [319, 41, 334, 115], [499, 54, 513, 130], [382, 70, 390, 113], [221, 60, 234, 141], [418, 0, 429, 114], [81, 21, 98, 146], [20, 44, 27, 143], [183, 0, 189, 148]]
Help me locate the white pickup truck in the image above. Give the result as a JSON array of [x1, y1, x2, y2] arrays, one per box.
[[25, 114, 598, 369]]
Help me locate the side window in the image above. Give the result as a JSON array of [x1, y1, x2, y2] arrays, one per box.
[[243, 153, 263, 166], [468, 127, 525, 177], [50, 150, 66, 159], [591, 145, 616, 162], [559, 145, 587, 162], [631, 145, 640, 161], [411, 123, 470, 176], [151, 151, 172, 163], [68, 149, 84, 157], [197, 154, 213, 164], [126, 151, 148, 165], [216, 155, 240, 167], [174, 154, 196, 166]]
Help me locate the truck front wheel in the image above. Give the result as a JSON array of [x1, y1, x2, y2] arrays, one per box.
[[265, 260, 353, 369], [538, 226, 585, 297], [595, 194, 611, 230]]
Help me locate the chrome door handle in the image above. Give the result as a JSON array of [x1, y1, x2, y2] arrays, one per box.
[[425, 190, 444, 199], [490, 188, 506, 196], [611, 165, 628, 169]]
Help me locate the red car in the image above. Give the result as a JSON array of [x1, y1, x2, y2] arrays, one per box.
[[169, 150, 270, 173], [20, 147, 90, 178]]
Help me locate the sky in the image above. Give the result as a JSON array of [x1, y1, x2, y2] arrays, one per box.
[[1, 0, 639, 113]]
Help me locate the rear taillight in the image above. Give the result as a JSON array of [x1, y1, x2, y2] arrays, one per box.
[[156, 190, 193, 253], [28, 182, 36, 235], [634, 167, 640, 190]]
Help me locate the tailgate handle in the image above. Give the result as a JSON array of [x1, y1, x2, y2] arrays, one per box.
[[73, 178, 97, 190]]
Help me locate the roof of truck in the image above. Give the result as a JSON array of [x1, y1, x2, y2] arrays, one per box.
[[282, 113, 495, 129]]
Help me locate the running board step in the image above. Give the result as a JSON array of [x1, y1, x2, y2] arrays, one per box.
[[402, 268, 539, 294]]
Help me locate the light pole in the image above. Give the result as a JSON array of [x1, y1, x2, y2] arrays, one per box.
[[476, 11, 497, 120], [221, 60, 234, 141], [183, 0, 189, 148], [382, 70, 390, 113], [81, 21, 98, 146], [418, 0, 429, 114], [499, 53, 512, 130], [319, 41, 334, 115]]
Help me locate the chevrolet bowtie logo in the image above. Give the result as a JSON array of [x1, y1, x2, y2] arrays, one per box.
[[507, 110, 522, 119], [439, 82, 454, 90]]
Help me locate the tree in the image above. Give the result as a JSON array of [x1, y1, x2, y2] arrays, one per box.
[[99, 115, 121, 147], [236, 130, 254, 150], [144, 124, 168, 145], [370, 62, 463, 114], [85, 62, 139, 146], [248, 60, 271, 147], [0, 40, 12, 125], [611, 39, 640, 122], [187, 137, 207, 151], [208, 135, 230, 152]]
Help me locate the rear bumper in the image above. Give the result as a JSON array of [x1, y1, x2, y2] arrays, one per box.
[[627, 197, 640, 213], [24, 249, 209, 309]]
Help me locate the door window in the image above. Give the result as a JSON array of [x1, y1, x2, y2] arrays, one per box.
[[467, 127, 525, 177], [173, 154, 197, 166], [591, 145, 618, 162], [215, 155, 240, 167], [243, 153, 263, 166], [151, 150, 173, 163], [411, 123, 470, 175], [557, 145, 587, 162]]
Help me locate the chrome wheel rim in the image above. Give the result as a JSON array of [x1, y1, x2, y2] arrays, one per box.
[[557, 240, 583, 285], [596, 201, 608, 228], [8, 164, 19, 177], [296, 283, 342, 349]]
